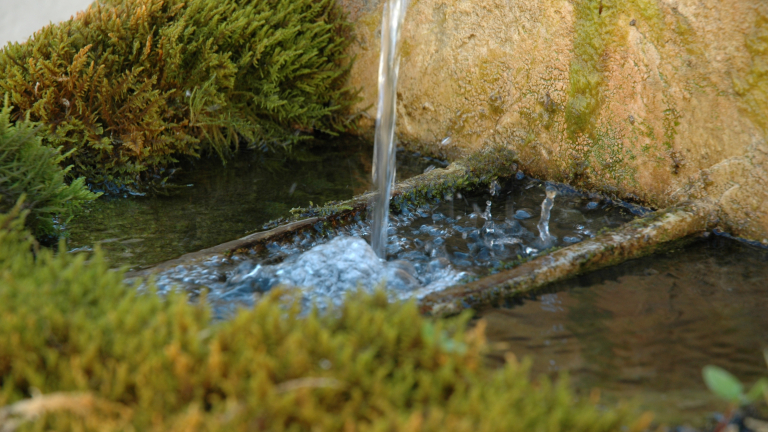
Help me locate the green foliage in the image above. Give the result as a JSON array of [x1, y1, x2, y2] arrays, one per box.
[[565, 0, 612, 137], [703, 352, 768, 406], [0, 0, 357, 189], [0, 208, 638, 431], [0, 98, 98, 237], [703, 366, 746, 403]]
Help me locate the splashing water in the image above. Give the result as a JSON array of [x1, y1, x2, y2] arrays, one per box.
[[537, 185, 558, 247], [371, 0, 410, 258], [147, 177, 640, 316]]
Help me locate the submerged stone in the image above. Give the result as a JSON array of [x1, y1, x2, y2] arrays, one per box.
[[514, 209, 533, 219]]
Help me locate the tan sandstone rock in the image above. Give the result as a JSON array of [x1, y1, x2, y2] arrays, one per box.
[[339, 0, 768, 244]]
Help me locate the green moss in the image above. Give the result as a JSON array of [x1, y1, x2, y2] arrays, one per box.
[[561, 0, 697, 189], [630, 0, 666, 45], [588, 124, 638, 187], [565, 0, 667, 139], [358, 11, 380, 34], [0, 0, 357, 191], [401, 39, 413, 59], [733, 6, 768, 135], [0, 206, 640, 431], [662, 107, 680, 150], [565, 0, 611, 138], [0, 97, 98, 238]]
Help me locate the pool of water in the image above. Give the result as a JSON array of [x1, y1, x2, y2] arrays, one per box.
[[65, 138, 435, 269], [476, 235, 768, 428], [148, 175, 640, 316], [66, 136, 768, 428]]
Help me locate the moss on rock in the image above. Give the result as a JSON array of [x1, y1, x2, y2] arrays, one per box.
[[0, 0, 358, 190], [734, 5, 768, 135]]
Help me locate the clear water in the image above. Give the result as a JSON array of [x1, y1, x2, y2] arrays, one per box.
[[477, 236, 768, 427], [373, 176, 640, 272], [371, 0, 410, 258], [149, 175, 639, 317], [65, 138, 434, 270], [74, 134, 768, 427]]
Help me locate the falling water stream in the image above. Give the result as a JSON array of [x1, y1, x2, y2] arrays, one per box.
[[537, 185, 557, 248], [128, 0, 638, 313], [371, 0, 410, 258]]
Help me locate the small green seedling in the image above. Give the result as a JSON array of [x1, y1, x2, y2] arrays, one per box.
[[702, 349, 768, 406]]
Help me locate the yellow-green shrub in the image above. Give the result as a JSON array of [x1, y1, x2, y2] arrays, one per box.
[[0, 99, 98, 238], [0, 0, 356, 190], [0, 207, 639, 431]]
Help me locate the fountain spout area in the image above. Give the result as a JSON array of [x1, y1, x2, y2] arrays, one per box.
[[371, 0, 410, 259], [537, 185, 558, 248]]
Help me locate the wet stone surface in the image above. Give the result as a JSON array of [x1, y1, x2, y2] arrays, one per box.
[[149, 175, 642, 317]]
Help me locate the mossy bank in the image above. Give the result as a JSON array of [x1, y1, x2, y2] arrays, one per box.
[[0, 0, 358, 191]]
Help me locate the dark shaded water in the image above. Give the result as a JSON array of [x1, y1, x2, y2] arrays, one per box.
[[477, 236, 768, 427], [66, 138, 434, 269]]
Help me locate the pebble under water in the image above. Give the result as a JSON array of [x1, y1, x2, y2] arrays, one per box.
[[149, 175, 641, 317]]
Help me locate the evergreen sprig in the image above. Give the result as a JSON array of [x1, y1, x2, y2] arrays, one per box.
[[0, 0, 357, 190], [0, 97, 98, 238]]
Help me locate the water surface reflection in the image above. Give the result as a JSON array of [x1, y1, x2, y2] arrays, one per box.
[[66, 138, 434, 269], [478, 236, 768, 426]]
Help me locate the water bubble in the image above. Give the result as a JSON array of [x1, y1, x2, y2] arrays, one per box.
[[482, 200, 492, 220], [536, 185, 558, 247], [514, 210, 532, 219], [489, 179, 501, 196]]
